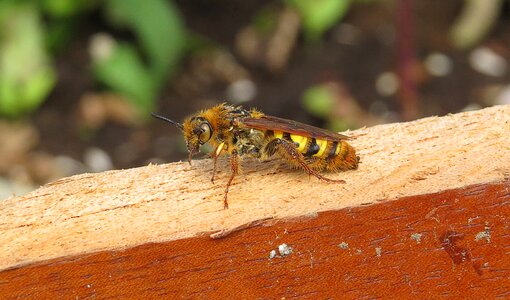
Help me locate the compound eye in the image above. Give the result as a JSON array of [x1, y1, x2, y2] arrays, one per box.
[[198, 122, 212, 144]]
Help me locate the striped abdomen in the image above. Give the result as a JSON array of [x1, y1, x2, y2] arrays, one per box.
[[270, 130, 358, 171]]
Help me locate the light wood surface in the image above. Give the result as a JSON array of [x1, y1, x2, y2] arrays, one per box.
[[1, 105, 509, 272]]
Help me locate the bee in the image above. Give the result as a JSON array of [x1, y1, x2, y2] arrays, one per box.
[[152, 103, 359, 209]]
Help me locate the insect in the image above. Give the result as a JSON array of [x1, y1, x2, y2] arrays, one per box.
[[152, 103, 359, 209]]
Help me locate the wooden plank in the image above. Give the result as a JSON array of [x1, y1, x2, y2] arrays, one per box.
[[1, 182, 509, 298], [0, 105, 510, 298]]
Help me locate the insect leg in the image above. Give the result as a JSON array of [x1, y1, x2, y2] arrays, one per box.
[[211, 154, 219, 183], [269, 138, 346, 183], [223, 149, 239, 209], [210, 142, 225, 183]]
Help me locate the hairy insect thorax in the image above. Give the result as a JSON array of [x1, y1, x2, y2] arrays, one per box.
[[182, 103, 265, 157]]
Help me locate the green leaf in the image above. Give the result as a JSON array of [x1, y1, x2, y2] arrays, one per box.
[[327, 118, 350, 132], [287, 0, 351, 41], [92, 42, 157, 114], [41, 0, 99, 18], [0, 2, 56, 117], [449, 0, 503, 49], [91, 0, 186, 114], [104, 0, 186, 83], [301, 85, 336, 118]]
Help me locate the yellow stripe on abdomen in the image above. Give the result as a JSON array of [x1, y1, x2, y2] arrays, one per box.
[[314, 139, 328, 157], [274, 131, 283, 139], [290, 134, 308, 152], [335, 142, 342, 155]]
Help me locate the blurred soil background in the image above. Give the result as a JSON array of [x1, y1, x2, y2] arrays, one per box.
[[1, 0, 510, 199]]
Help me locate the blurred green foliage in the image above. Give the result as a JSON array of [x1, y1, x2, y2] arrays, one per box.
[[253, 6, 280, 36], [449, 0, 503, 49], [94, 0, 186, 115], [0, 1, 57, 117], [286, 0, 352, 42], [42, 0, 98, 51], [1, 0, 502, 119], [301, 84, 350, 131], [42, 0, 98, 17], [0, 0, 185, 118], [302, 85, 335, 117]]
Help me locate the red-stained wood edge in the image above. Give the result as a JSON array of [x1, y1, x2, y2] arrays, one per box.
[[1, 181, 509, 299]]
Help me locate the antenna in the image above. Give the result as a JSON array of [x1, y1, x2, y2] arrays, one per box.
[[151, 112, 184, 130]]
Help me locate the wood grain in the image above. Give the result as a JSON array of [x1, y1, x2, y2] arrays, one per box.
[[0, 105, 509, 276], [1, 182, 509, 298]]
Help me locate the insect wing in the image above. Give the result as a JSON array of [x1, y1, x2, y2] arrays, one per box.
[[241, 115, 351, 141]]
